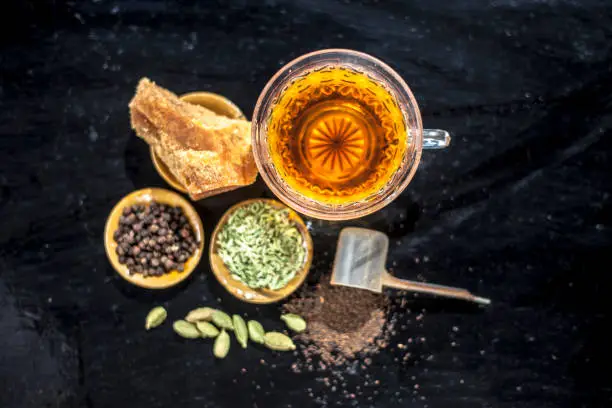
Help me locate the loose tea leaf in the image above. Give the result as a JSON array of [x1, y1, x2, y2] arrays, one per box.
[[264, 332, 296, 351], [196, 321, 220, 338], [212, 310, 234, 331], [284, 275, 389, 366], [281, 313, 307, 333], [217, 202, 305, 290], [186, 307, 216, 323], [233, 315, 248, 349], [173, 320, 200, 338], [145, 306, 167, 330], [247, 320, 265, 344], [214, 330, 230, 359]]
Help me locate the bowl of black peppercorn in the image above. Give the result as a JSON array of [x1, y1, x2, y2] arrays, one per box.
[[104, 188, 204, 289]]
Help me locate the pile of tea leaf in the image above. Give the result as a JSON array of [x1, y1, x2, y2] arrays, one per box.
[[284, 275, 391, 366], [217, 202, 306, 290]]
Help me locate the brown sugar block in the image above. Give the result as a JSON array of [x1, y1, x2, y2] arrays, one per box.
[[129, 78, 257, 200]]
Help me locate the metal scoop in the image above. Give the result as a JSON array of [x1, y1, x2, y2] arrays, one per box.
[[331, 228, 491, 305]]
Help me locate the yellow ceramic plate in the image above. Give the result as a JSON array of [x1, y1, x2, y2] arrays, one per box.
[[150, 92, 246, 194], [209, 199, 313, 304], [104, 188, 205, 289]]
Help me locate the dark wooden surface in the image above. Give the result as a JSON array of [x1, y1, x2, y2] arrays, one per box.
[[1, 1, 611, 407]]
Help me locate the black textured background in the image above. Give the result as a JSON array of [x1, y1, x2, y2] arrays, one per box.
[[1, 1, 611, 407]]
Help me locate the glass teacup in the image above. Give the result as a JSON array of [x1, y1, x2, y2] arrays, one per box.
[[252, 49, 450, 221]]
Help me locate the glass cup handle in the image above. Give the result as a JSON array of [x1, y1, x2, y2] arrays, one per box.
[[423, 129, 451, 149]]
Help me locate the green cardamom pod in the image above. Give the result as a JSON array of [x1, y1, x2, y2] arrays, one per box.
[[145, 306, 167, 330], [185, 307, 216, 323], [196, 321, 220, 338], [264, 332, 296, 351], [172, 320, 200, 338], [232, 315, 248, 349], [212, 310, 234, 331], [247, 320, 265, 345], [280, 313, 307, 333], [213, 330, 230, 359]]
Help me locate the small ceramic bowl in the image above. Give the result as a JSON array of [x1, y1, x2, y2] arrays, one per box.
[[209, 199, 313, 304], [150, 92, 247, 194], [104, 188, 205, 289]]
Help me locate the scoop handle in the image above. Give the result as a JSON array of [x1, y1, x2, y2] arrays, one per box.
[[381, 271, 491, 305]]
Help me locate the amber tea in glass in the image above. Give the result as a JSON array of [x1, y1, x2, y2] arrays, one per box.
[[267, 66, 407, 204], [252, 49, 451, 220]]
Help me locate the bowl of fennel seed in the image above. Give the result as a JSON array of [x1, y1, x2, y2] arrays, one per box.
[[209, 199, 313, 304]]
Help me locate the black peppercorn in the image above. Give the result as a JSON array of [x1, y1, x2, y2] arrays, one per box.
[[113, 201, 198, 278]]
